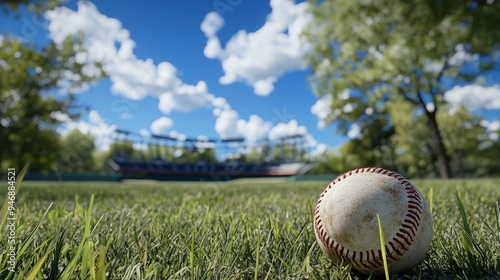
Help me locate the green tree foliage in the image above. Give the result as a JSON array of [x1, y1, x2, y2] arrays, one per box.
[[388, 97, 437, 177], [305, 0, 500, 178], [54, 128, 95, 173], [245, 143, 271, 163], [0, 0, 61, 15], [0, 1, 100, 170], [107, 142, 135, 160], [389, 96, 494, 177]]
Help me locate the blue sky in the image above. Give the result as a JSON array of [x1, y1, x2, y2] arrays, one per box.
[[1, 0, 346, 154], [1, 0, 499, 155]]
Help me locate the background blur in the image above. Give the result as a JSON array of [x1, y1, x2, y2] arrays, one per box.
[[1, 0, 499, 180]]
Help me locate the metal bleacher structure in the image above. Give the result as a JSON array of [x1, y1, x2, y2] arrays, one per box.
[[107, 129, 311, 181]]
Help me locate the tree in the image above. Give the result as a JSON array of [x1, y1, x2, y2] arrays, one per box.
[[388, 97, 437, 177], [0, 0, 100, 170], [54, 128, 95, 173], [436, 106, 485, 177], [305, 0, 500, 178], [389, 95, 492, 177]]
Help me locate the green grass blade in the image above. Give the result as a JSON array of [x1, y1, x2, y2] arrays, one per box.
[[80, 240, 94, 279], [455, 192, 471, 235], [25, 250, 51, 280], [495, 200, 499, 233], [48, 229, 66, 280], [59, 194, 95, 280], [254, 221, 261, 280], [97, 244, 107, 280], [377, 214, 389, 280], [455, 191, 484, 277], [15, 202, 54, 264], [190, 227, 195, 280]]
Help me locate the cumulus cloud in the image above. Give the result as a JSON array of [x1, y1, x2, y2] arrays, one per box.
[[214, 109, 272, 142], [347, 123, 362, 140], [311, 94, 332, 128], [201, 0, 312, 96], [50, 111, 72, 123], [268, 119, 317, 147], [57, 110, 116, 150], [139, 128, 150, 138], [449, 44, 479, 66], [151, 117, 174, 135], [215, 111, 320, 155], [480, 119, 500, 142], [215, 109, 241, 139], [309, 143, 328, 158], [88, 109, 102, 124], [201, 12, 225, 38], [444, 84, 500, 110], [46, 2, 216, 113]]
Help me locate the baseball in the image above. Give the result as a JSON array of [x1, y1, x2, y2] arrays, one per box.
[[313, 167, 432, 275]]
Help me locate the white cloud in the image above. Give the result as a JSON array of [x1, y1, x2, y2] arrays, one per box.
[[195, 135, 216, 150], [204, 37, 223, 59], [47, 2, 216, 113], [57, 112, 117, 151], [139, 128, 150, 138], [214, 109, 272, 142], [343, 103, 354, 113], [347, 123, 362, 139], [444, 84, 500, 110], [426, 103, 435, 112], [309, 143, 328, 158], [158, 81, 214, 114], [449, 44, 478, 66], [88, 109, 101, 124], [215, 109, 242, 139], [200, 12, 224, 38], [151, 117, 173, 135], [202, 0, 312, 96], [169, 130, 187, 141], [269, 119, 306, 140], [480, 119, 500, 142], [311, 94, 332, 128], [238, 115, 272, 143], [50, 111, 72, 123]]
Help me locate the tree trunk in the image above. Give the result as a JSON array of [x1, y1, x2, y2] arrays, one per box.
[[426, 112, 452, 178]]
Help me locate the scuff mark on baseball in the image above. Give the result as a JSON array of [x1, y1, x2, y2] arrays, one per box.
[[313, 167, 433, 275]]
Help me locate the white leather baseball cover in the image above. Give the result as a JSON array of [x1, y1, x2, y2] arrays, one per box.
[[313, 167, 432, 275]]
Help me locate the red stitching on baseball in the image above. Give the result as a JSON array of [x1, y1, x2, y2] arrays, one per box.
[[393, 236, 407, 251], [396, 232, 411, 246], [366, 251, 377, 268], [385, 245, 397, 261], [399, 228, 413, 242], [358, 252, 372, 269], [408, 210, 421, 222], [404, 219, 418, 233], [314, 167, 425, 270], [389, 241, 403, 256], [402, 223, 416, 236], [373, 250, 383, 267], [351, 251, 360, 268]]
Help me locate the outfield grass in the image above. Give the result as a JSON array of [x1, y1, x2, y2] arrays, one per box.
[[0, 178, 499, 279]]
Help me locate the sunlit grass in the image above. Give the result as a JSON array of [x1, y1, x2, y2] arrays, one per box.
[[0, 178, 499, 279]]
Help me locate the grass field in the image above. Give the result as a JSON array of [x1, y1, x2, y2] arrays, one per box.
[[1, 177, 499, 279]]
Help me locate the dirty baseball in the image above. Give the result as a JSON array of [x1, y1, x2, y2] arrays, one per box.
[[313, 167, 433, 275]]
